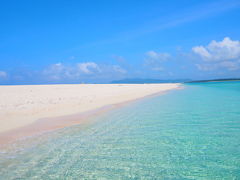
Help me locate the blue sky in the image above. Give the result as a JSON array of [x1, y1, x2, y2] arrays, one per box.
[[0, 0, 240, 84]]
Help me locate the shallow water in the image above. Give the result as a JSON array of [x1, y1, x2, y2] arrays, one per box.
[[0, 82, 240, 179]]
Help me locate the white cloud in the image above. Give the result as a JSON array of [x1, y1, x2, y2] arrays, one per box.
[[192, 46, 211, 59], [0, 71, 7, 79], [195, 64, 216, 71], [42, 63, 68, 80], [192, 37, 240, 61], [146, 51, 171, 61], [145, 51, 170, 72], [193, 37, 240, 72], [219, 61, 239, 71], [196, 61, 239, 71], [42, 62, 126, 81], [43, 62, 100, 80], [77, 62, 100, 74]]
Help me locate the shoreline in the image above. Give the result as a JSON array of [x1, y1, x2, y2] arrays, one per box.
[[0, 84, 181, 146]]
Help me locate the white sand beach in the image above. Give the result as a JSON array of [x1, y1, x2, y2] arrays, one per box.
[[0, 83, 179, 136]]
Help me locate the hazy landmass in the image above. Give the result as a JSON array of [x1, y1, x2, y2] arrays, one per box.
[[187, 78, 240, 83], [111, 78, 191, 84]]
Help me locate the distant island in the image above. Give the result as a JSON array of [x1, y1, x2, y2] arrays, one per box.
[[187, 78, 240, 83], [111, 78, 240, 84], [111, 78, 191, 84]]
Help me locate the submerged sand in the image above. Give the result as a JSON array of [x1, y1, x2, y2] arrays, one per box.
[[0, 84, 179, 139]]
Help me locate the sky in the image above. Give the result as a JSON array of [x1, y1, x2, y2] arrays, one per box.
[[0, 0, 240, 84]]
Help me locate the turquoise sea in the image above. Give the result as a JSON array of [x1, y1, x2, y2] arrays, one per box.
[[0, 82, 240, 179]]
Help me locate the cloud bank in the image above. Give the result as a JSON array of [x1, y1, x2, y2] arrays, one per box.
[[1, 37, 240, 84], [193, 37, 240, 61], [193, 37, 240, 71], [42, 62, 127, 83], [146, 51, 171, 61]]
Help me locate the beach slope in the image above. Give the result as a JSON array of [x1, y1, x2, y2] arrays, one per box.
[[0, 84, 179, 134]]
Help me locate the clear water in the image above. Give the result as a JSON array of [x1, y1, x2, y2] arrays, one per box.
[[1, 82, 240, 179]]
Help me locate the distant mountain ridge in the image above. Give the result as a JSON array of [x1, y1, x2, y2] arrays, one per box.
[[111, 78, 191, 84]]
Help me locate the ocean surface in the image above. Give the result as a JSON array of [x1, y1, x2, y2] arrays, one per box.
[[0, 82, 240, 179]]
